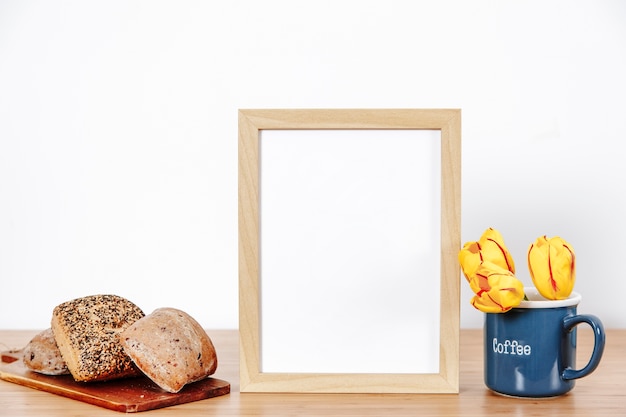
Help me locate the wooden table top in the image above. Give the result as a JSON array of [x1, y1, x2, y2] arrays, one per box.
[[1, 329, 624, 416]]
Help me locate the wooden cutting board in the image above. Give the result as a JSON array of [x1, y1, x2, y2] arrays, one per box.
[[0, 350, 230, 413]]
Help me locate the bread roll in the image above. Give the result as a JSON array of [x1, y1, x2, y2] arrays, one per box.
[[22, 328, 69, 375], [51, 294, 145, 382], [120, 307, 218, 393]]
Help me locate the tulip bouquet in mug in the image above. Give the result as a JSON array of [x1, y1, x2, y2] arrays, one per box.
[[458, 228, 575, 311], [459, 228, 605, 398]]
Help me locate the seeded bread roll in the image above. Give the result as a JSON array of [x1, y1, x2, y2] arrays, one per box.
[[23, 328, 69, 375], [120, 307, 218, 393], [51, 294, 145, 382]]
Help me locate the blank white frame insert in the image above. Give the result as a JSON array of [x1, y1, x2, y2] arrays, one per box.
[[259, 128, 441, 374]]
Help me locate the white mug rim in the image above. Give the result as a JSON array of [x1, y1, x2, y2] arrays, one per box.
[[516, 287, 581, 309]]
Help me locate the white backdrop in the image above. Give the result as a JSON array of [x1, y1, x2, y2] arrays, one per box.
[[1, 0, 625, 330]]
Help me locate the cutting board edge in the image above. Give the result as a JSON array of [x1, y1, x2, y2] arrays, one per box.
[[0, 363, 231, 413]]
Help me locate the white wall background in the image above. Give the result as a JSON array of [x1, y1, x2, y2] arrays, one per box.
[[1, 0, 625, 330]]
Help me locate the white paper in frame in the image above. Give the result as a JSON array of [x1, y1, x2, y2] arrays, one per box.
[[238, 109, 461, 393]]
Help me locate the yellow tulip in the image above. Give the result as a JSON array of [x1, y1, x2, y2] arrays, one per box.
[[458, 227, 516, 282], [527, 235, 576, 300], [468, 262, 525, 313]]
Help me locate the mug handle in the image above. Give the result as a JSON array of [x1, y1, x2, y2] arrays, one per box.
[[561, 314, 606, 381]]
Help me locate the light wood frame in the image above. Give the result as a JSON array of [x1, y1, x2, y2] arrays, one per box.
[[238, 109, 461, 393]]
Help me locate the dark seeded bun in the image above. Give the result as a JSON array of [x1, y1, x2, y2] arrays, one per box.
[[51, 294, 145, 382]]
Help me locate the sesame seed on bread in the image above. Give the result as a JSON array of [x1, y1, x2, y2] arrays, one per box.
[[51, 294, 145, 382]]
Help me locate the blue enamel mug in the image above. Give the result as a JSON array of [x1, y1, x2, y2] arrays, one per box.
[[484, 288, 605, 397]]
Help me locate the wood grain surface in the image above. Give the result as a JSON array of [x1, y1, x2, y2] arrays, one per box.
[[1, 329, 624, 416]]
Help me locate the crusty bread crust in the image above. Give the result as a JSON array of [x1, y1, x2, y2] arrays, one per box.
[[121, 307, 218, 393], [51, 294, 145, 382], [23, 328, 69, 375]]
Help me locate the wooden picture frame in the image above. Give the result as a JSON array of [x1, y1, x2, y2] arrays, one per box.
[[238, 109, 461, 393]]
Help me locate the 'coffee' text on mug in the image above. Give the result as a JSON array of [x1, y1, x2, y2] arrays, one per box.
[[492, 338, 532, 356]]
